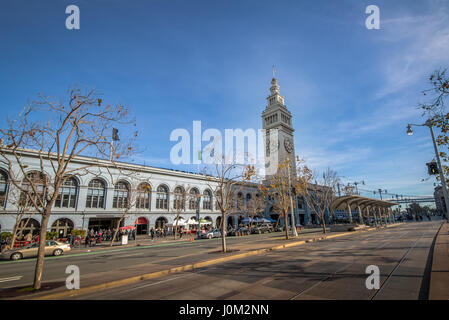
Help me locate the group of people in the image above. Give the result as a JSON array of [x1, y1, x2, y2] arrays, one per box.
[[149, 227, 167, 240], [64, 228, 138, 247], [0, 232, 40, 252]]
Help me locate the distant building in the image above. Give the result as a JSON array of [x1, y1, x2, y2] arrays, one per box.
[[434, 186, 446, 216]]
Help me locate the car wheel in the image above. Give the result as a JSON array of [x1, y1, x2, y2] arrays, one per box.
[[53, 249, 63, 256], [10, 252, 23, 261], [208, 234, 212, 239]]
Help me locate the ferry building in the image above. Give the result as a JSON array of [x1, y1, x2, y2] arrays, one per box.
[[0, 77, 318, 237]]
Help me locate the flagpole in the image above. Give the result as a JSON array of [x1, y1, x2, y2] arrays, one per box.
[[109, 140, 114, 161]]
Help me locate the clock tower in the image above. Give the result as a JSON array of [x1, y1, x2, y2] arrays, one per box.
[[262, 76, 296, 179]]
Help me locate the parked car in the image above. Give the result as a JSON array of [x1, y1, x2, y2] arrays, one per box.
[[0, 240, 71, 261], [250, 224, 274, 234], [200, 229, 222, 239], [228, 226, 250, 236]]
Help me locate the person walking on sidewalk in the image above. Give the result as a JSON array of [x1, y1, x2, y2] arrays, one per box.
[[150, 228, 155, 241]]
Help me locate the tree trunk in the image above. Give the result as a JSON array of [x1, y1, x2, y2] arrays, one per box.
[[33, 212, 50, 290], [173, 210, 181, 240], [221, 211, 227, 253], [110, 219, 122, 247], [284, 211, 289, 240], [9, 220, 21, 251], [275, 215, 281, 228], [322, 218, 327, 234]]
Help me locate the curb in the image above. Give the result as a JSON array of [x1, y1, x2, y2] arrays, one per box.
[[29, 224, 397, 300], [429, 221, 449, 300]]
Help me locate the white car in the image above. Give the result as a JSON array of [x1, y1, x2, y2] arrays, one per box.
[[0, 240, 71, 260]]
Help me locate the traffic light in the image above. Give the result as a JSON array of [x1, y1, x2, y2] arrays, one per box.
[[427, 161, 439, 175]]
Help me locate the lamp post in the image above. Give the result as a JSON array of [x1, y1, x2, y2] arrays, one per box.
[[407, 120, 449, 220]]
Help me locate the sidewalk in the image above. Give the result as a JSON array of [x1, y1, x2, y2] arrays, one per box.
[[68, 228, 326, 254], [429, 221, 449, 299], [69, 234, 195, 253]]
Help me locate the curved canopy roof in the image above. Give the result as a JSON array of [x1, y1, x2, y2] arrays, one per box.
[[330, 195, 398, 212]]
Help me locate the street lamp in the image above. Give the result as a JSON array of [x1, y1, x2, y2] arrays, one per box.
[[407, 119, 449, 220]]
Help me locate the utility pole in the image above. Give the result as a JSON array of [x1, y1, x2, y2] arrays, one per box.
[[287, 159, 298, 237], [408, 120, 449, 220]]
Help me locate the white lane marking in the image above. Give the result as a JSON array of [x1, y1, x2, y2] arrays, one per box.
[[0, 275, 23, 283]]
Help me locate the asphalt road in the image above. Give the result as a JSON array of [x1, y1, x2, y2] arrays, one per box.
[[68, 220, 441, 300], [0, 231, 313, 290]]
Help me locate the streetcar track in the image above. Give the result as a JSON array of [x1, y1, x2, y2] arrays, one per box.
[[369, 229, 427, 300], [288, 228, 415, 300]]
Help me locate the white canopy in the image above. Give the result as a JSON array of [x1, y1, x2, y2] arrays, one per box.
[[167, 218, 187, 227], [186, 218, 212, 225]]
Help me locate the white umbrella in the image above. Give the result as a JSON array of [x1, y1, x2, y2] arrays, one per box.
[[186, 218, 198, 225], [167, 218, 187, 227]]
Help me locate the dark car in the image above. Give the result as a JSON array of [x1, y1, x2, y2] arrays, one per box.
[[250, 224, 274, 234], [229, 226, 250, 236]]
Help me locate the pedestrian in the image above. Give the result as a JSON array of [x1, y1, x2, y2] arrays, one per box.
[[25, 232, 32, 243], [150, 228, 155, 240], [84, 234, 90, 247]]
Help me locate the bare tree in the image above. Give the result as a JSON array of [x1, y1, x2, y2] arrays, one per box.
[[0, 87, 135, 289], [264, 160, 294, 240], [5, 185, 34, 251], [204, 156, 253, 253], [172, 185, 191, 240], [296, 161, 338, 234], [102, 168, 151, 247], [244, 184, 267, 229]]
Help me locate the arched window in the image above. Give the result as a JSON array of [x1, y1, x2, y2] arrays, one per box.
[[0, 170, 7, 207], [173, 186, 185, 211], [156, 185, 168, 209], [113, 181, 129, 209], [203, 190, 212, 210], [51, 218, 74, 238], [155, 216, 167, 229], [215, 190, 222, 212], [86, 179, 105, 208], [21, 171, 46, 206], [18, 218, 40, 237], [55, 177, 78, 208], [189, 188, 199, 210], [136, 183, 151, 209], [236, 192, 244, 208]]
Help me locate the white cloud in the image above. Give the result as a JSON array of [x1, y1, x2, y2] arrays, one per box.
[[376, 9, 449, 98], [300, 146, 372, 172]]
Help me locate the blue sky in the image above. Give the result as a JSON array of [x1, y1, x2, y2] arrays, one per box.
[[1, 0, 448, 199]]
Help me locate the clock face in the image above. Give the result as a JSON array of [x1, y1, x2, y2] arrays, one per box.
[[284, 137, 294, 153]]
